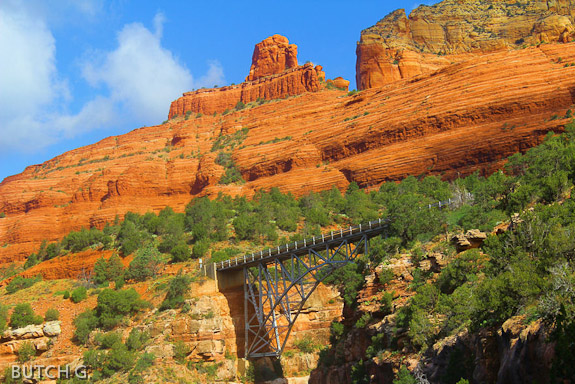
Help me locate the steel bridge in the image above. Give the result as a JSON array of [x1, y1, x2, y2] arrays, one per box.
[[212, 199, 453, 358]]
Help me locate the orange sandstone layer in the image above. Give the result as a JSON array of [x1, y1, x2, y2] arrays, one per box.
[[357, 0, 575, 89], [1, 43, 575, 267], [168, 63, 325, 117]]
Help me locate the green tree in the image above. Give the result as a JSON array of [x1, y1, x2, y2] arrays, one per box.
[[393, 366, 417, 384], [0, 304, 8, 333], [126, 329, 150, 351], [159, 273, 192, 311], [95, 288, 148, 329], [73, 310, 98, 344], [126, 245, 162, 282], [6, 275, 41, 294], [170, 242, 191, 263], [10, 304, 43, 328]]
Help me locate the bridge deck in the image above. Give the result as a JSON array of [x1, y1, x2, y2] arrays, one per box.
[[216, 218, 390, 271]]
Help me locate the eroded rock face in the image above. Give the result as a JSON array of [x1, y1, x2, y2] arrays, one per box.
[[168, 63, 324, 117], [247, 34, 298, 81], [357, 0, 575, 89], [0, 322, 61, 364], [2, 42, 575, 269], [451, 229, 487, 252], [168, 35, 347, 117]]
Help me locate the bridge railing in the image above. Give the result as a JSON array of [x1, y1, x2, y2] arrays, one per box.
[[214, 198, 456, 271]]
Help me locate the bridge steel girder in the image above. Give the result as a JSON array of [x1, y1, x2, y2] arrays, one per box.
[[244, 234, 368, 358]]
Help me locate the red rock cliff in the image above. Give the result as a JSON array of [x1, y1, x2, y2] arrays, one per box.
[[2, 42, 575, 268], [168, 35, 339, 118], [169, 63, 324, 117], [246, 34, 298, 81], [357, 0, 575, 89]]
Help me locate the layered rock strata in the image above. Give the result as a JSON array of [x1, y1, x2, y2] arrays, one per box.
[[169, 35, 340, 118], [2, 43, 575, 267], [357, 0, 575, 89]]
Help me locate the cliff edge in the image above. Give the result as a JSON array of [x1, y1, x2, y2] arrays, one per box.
[[357, 0, 575, 89]]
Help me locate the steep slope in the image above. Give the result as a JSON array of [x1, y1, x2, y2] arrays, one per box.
[[2, 41, 575, 267], [357, 0, 575, 89]]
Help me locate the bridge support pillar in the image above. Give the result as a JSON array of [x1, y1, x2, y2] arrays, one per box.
[[217, 268, 245, 291]]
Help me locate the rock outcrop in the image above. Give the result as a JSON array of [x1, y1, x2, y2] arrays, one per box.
[[357, 0, 575, 89], [451, 229, 488, 252], [169, 63, 325, 117], [0, 322, 61, 364], [168, 35, 341, 118], [247, 34, 298, 81]]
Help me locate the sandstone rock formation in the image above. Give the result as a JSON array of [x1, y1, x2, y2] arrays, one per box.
[[451, 229, 488, 252], [357, 0, 575, 89], [169, 63, 325, 117], [247, 34, 298, 81], [0, 321, 61, 364], [2, 42, 575, 269], [168, 35, 343, 117]]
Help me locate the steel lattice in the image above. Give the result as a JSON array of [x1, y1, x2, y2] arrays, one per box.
[[244, 235, 367, 357]]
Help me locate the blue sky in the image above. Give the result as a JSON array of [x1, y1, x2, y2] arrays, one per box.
[[0, 0, 439, 182]]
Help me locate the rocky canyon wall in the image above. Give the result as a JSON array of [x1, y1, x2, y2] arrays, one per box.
[[357, 0, 575, 89], [2, 42, 575, 267]]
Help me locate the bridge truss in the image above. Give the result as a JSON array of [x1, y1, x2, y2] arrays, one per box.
[[215, 199, 453, 358], [218, 220, 389, 358]]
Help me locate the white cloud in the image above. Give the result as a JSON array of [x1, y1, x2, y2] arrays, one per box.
[[0, 5, 225, 153], [82, 16, 200, 122]]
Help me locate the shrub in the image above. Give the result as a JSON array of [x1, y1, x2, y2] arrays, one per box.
[[63, 290, 70, 299], [235, 100, 246, 110], [211, 247, 241, 263], [98, 342, 136, 378], [62, 228, 112, 253], [192, 239, 210, 259], [173, 340, 191, 364], [71, 286, 88, 303], [126, 245, 162, 282], [0, 305, 8, 333], [393, 366, 417, 384], [355, 313, 372, 329], [10, 304, 43, 329], [379, 268, 395, 287], [96, 288, 149, 330], [170, 242, 191, 263], [5, 275, 41, 294], [17, 342, 36, 363], [95, 332, 123, 349], [44, 308, 59, 321], [73, 310, 98, 344], [93, 255, 125, 286], [160, 273, 192, 311], [293, 335, 319, 353], [126, 329, 150, 351]]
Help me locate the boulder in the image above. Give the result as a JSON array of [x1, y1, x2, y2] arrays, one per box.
[[451, 229, 487, 252], [43, 321, 61, 337]]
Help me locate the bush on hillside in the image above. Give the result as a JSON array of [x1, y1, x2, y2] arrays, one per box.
[[93, 254, 125, 286], [44, 308, 59, 321], [170, 242, 191, 263], [10, 304, 43, 329], [125, 245, 162, 282], [71, 286, 88, 303], [5, 275, 42, 294], [159, 273, 193, 311]]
